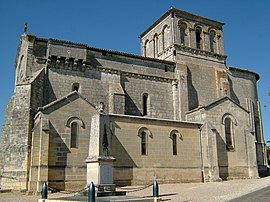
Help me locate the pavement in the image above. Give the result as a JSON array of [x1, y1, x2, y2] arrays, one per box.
[[1, 176, 270, 201]]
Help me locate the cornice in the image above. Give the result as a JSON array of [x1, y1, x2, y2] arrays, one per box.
[[46, 59, 176, 83], [174, 44, 227, 61]]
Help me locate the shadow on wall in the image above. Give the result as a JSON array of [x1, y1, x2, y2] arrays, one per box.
[[44, 75, 57, 106], [228, 76, 240, 104], [215, 130, 229, 180], [120, 74, 142, 116], [48, 123, 70, 190], [187, 67, 199, 110], [111, 122, 137, 186]]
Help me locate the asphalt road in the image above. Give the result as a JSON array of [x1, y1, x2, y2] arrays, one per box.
[[229, 186, 270, 202]]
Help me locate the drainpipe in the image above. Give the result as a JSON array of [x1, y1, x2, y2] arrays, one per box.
[[199, 121, 206, 183]]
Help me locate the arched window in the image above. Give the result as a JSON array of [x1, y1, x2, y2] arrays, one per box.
[[72, 83, 79, 92], [224, 117, 234, 150], [141, 131, 147, 155], [71, 122, 78, 148], [209, 30, 216, 52], [138, 127, 152, 156], [144, 40, 149, 57], [170, 130, 180, 155], [195, 27, 202, 49], [153, 34, 158, 57], [162, 25, 168, 50], [180, 22, 187, 45], [142, 93, 148, 116], [172, 133, 177, 155]]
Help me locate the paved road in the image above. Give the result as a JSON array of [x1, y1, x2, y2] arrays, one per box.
[[1, 177, 270, 201], [229, 185, 270, 202]]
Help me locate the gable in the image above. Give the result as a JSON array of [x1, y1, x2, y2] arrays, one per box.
[[204, 97, 249, 113], [38, 91, 96, 114]]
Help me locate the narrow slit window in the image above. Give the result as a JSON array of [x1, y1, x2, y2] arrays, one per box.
[[71, 122, 78, 148], [172, 133, 177, 155], [72, 83, 79, 92], [225, 117, 234, 150], [210, 30, 216, 52], [153, 34, 158, 57], [141, 131, 147, 155], [143, 94, 148, 116], [196, 28, 202, 49], [180, 23, 187, 45]]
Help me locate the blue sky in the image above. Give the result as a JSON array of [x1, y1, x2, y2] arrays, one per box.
[[0, 0, 269, 142]]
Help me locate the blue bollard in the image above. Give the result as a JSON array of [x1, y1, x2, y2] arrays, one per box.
[[153, 180, 159, 198], [88, 182, 95, 202], [41, 182, 48, 199]]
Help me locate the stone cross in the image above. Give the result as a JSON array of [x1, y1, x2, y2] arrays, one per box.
[[24, 22, 28, 34]]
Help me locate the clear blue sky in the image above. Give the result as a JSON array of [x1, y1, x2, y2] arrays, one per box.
[[0, 0, 269, 142]]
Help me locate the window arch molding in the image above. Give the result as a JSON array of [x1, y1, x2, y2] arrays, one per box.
[[65, 116, 85, 129], [178, 19, 191, 27], [207, 27, 218, 33], [137, 127, 153, 139], [169, 130, 182, 140], [221, 113, 237, 126], [193, 23, 206, 32]]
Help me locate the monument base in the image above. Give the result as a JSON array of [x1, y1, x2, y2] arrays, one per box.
[[85, 155, 116, 185]]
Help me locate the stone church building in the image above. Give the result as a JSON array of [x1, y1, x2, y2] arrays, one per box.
[[0, 8, 267, 191]]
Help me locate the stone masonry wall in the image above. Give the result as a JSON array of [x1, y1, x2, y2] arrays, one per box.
[[46, 42, 176, 119], [229, 68, 258, 111], [0, 84, 32, 190], [186, 99, 258, 180], [42, 97, 96, 190], [109, 114, 202, 185]]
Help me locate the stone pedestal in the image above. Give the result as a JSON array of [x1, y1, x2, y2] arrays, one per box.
[[85, 155, 116, 186]]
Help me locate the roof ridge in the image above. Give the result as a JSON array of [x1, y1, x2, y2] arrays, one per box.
[[38, 91, 96, 111]]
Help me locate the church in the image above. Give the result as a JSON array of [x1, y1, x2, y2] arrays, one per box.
[[0, 8, 267, 192]]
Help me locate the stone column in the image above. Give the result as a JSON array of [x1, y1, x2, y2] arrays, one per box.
[[176, 63, 188, 121], [172, 79, 179, 120], [245, 129, 259, 178]]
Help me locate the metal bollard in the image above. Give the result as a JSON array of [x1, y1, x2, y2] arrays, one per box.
[[88, 182, 95, 202], [41, 182, 48, 199], [153, 180, 159, 198]]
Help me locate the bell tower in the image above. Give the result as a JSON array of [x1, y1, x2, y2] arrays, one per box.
[[140, 8, 226, 64], [140, 8, 228, 113]]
